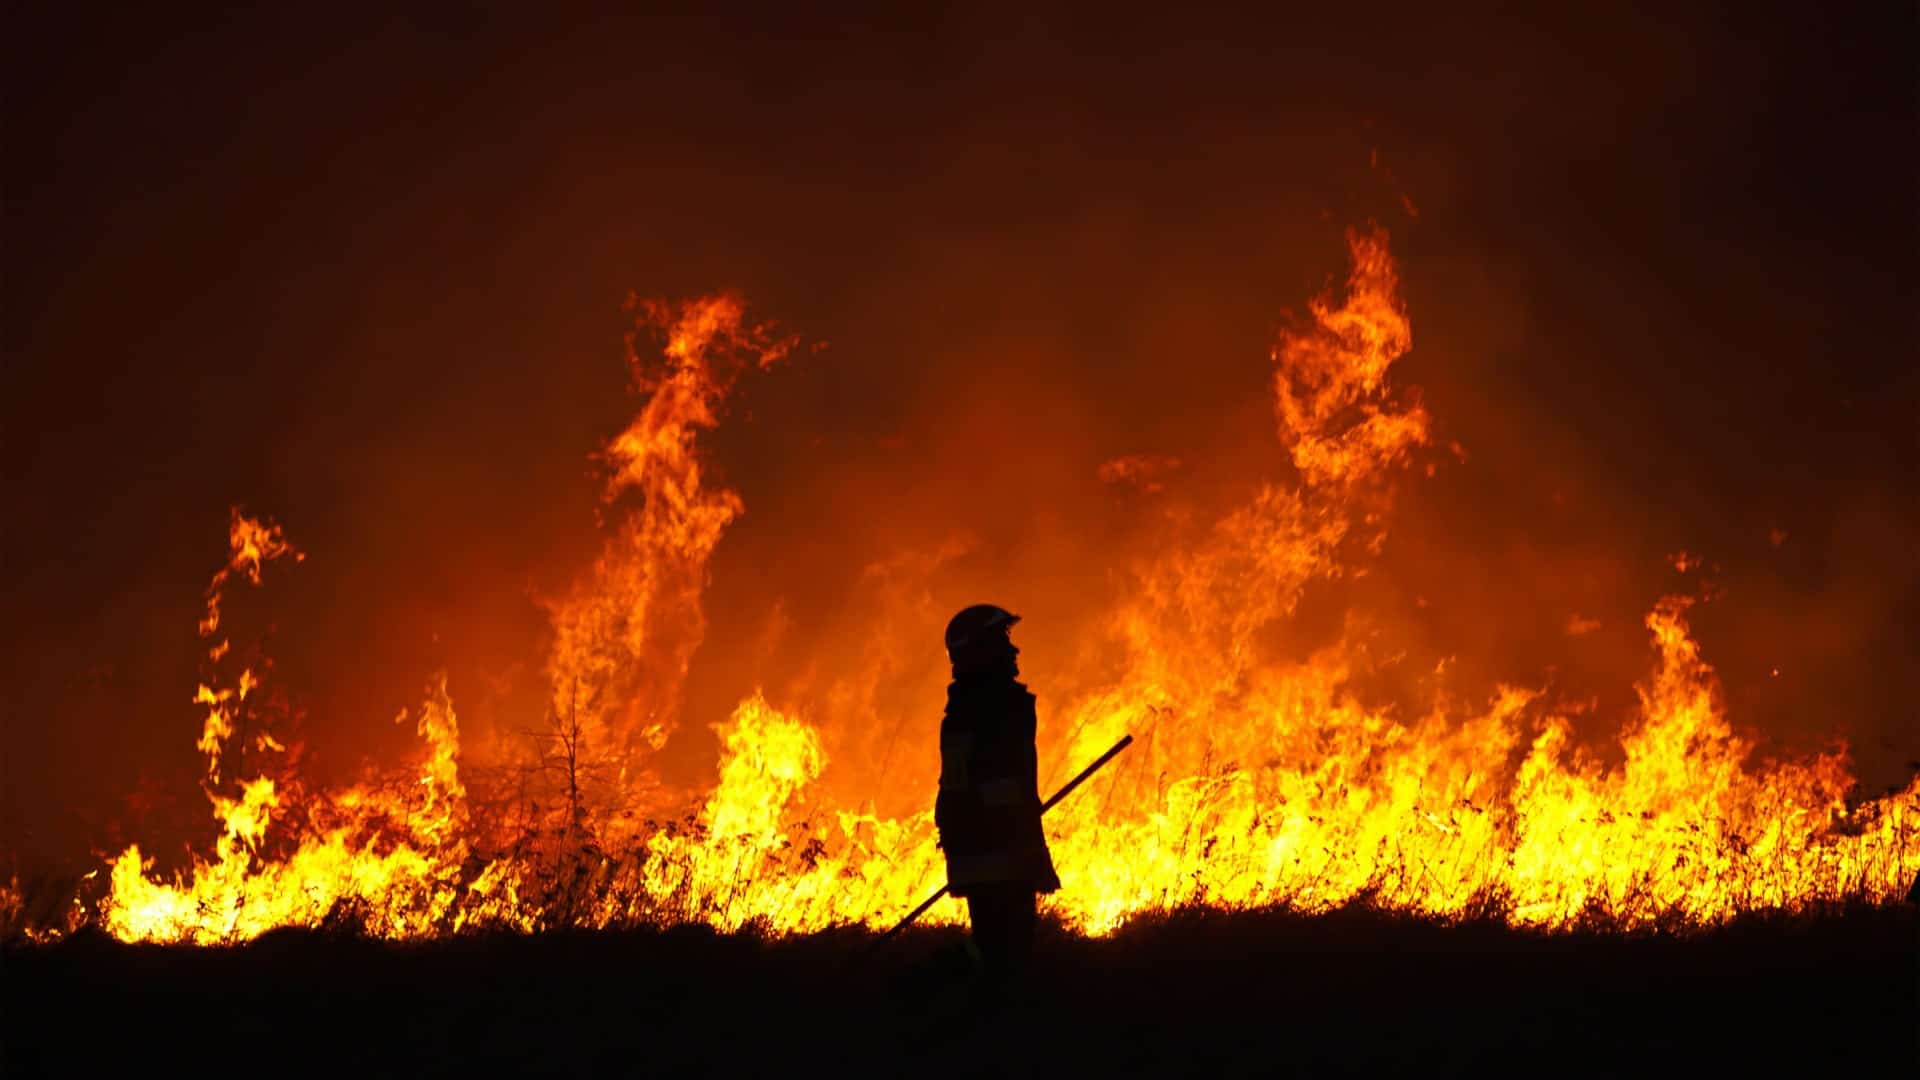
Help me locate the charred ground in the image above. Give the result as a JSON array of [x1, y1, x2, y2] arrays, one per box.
[[6, 903, 1914, 1077]]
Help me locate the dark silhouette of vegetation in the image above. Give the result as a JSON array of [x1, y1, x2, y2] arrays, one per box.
[[5, 899, 1914, 1077], [518, 678, 623, 852]]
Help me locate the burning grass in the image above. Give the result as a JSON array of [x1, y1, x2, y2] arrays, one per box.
[[7, 815, 1915, 950], [9, 228, 1917, 949]]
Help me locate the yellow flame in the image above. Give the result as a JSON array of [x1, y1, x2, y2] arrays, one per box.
[[70, 235, 1920, 946], [103, 675, 471, 944]]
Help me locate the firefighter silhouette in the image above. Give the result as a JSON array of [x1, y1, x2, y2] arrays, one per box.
[[935, 604, 1060, 989]]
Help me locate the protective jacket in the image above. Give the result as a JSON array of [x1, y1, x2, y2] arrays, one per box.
[[934, 670, 1061, 897]]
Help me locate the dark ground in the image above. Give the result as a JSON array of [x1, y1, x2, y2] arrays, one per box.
[[4, 903, 1915, 1078]]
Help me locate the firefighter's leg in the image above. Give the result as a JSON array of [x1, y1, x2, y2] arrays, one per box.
[[965, 886, 1016, 985], [1005, 888, 1037, 977]]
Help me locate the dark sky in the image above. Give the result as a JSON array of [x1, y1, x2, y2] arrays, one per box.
[[5, 4, 1915, 872]]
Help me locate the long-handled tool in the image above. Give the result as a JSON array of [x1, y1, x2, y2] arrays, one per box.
[[868, 733, 1134, 951]]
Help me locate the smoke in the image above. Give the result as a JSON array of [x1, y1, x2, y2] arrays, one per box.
[[5, 6, 1914, 880]]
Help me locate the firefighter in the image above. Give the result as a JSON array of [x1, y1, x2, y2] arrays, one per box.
[[934, 603, 1061, 991]]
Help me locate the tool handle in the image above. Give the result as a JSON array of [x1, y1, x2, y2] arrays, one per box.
[[870, 884, 951, 949], [869, 732, 1134, 951], [1041, 733, 1134, 813]]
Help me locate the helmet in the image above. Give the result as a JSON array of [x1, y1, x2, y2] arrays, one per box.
[[944, 604, 1021, 663]]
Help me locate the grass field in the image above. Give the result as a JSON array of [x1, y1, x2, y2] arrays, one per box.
[[5, 901, 1915, 1077]]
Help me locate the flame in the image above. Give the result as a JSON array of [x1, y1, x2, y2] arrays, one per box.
[[544, 293, 795, 772], [194, 510, 301, 783], [197, 508, 302, 638], [1273, 228, 1428, 490], [43, 228, 1917, 946], [103, 673, 472, 943]]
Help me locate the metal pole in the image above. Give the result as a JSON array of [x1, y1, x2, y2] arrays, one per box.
[[868, 733, 1134, 951]]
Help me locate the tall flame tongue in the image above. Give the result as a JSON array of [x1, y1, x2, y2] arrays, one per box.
[[92, 231, 1919, 945], [545, 294, 794, 767]]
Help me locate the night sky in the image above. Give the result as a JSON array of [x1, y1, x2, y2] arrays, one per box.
[[5, 5, 1915, 874]]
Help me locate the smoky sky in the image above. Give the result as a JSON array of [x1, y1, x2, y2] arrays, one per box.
[[4, 4, 1915, 873]]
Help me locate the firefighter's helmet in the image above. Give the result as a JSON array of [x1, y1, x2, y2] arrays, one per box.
[[944, 604, 1020, 664]]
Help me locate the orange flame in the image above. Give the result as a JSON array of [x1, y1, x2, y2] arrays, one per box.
[[71, 230, 1920, 945], [544, 293, 795, 773]]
